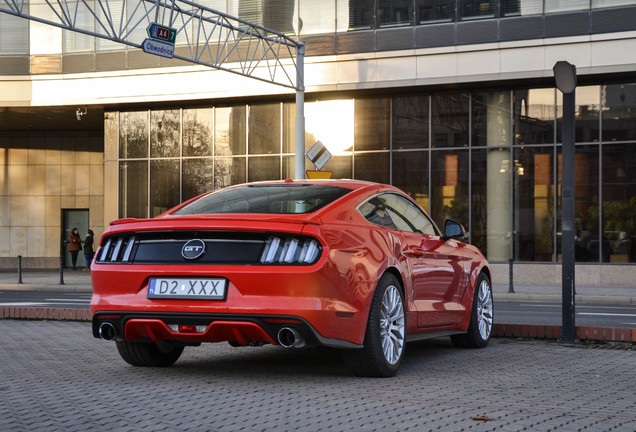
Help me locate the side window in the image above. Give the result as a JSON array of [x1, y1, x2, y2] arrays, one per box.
[[380, 193, 438, 235], [359, 193, 438, 235], [358, 197, 398, 230]]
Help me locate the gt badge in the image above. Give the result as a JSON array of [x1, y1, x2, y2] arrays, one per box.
[[181, 239, 206, 260]]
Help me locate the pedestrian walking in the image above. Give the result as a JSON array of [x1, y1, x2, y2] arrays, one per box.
[[68, 228, 82, 270], [83, 229, 95, 271]]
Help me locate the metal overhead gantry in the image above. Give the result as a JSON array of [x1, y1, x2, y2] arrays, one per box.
[[0, 0, 306, 178]]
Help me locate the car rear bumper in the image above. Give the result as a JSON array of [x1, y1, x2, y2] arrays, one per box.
[[92, 311, 363, 349]]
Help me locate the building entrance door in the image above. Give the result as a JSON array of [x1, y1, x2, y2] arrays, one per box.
[[62, 209, 89, 269]]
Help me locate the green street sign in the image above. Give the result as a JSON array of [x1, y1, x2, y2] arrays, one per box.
[[146, 23, 176, 45]]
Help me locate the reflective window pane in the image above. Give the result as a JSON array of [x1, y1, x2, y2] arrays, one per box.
[[248, 156, 281, 182], [593, 0, 634, 7], [215, 106, 246, 156], [459, 0, 497, 20], [471, 148, 513, 261], [249, 104, 281, 155], [119, 161, 148, 218], [602, 143, 636, 263], [392, 150, 429, 212], [299, 0, 336, 35], [119, 112, 148, 159], [545, 0, 589, 13], [182, 158, 214, 201], [355, 98, 390, 151], [150, 110, 180, 158], [516, 146, 556, 261], [214, 157, 246, 188], [502, 0, 543, 16], [431, 93, 469, 148], [417, 0, 455, 23], [183, 108, 213, 157], [264, 0, 296, 34], [574, 145, 600, 262], [473, 91, 512, 148], [305, 100, 355, 156], [339, 0, 374, 30], [150, 160, 180, 217], [393, 96, 429, 150], [378, 0, 414, 27], [602, 83, 636, 142], [431, 150, 469, 226], [576, 86, 600, 143], [514, 88, 555, 145], [0, 14, 28, 54], [63, 0, 94, 52], [354, 152, 390, 184], [282, 102, 296, 154]]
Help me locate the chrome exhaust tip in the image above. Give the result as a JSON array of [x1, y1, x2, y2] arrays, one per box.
[[277, 327, 305, 348], [98, 322, 117, 341]]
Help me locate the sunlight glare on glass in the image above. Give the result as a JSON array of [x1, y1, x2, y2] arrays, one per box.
[[305, 100, 354, 156]]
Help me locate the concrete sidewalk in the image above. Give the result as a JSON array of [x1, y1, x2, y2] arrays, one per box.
[[1, 269, 634, 304], [493, 283, 636, 305], [0, 269, 93, 292]]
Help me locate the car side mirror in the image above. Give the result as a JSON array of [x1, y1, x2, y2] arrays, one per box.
[[443, 219, 465, 240]]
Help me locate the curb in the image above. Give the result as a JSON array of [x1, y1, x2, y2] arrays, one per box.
[[1, 306, 92, 321], [1, 307, 634, 343], [492, 322, 636, 343]]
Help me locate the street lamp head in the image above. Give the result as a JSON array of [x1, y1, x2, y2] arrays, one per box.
[[553, 61, 577, 94]]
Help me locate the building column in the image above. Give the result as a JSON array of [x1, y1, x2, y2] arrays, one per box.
[[486, 92, 512, 261]]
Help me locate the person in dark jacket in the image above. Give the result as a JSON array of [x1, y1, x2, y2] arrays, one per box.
[[68, 228, 82, 270], [83, 229, 95, 271]]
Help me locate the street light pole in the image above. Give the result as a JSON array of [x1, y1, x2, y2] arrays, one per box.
[[553, 61, 577, 342], [294, 42, 306, 180]]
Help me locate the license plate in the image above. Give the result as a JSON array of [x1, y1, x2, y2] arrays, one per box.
[[148, 277, 227, 300]]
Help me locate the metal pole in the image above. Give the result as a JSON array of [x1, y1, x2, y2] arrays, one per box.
[[17, 255, 23, 284], [59, 255, 65, 285], [294, 42, 306, 180], [561, 90, 576, 342]]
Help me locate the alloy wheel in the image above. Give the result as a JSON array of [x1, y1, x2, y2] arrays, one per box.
[[476, 279, 493, 340], [380, 285, 405, 365]]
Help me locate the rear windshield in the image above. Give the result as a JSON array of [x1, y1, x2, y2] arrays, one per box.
[[172, 184, 352, 215]]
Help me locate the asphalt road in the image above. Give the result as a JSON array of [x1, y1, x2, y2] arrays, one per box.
[[495, 301, 636, 328], [3, 289, 636, 329], [1, 320, 634, 432], [0, 290, 92, 309]]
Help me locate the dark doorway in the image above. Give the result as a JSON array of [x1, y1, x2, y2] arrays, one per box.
[[62, 209, 89, 269]]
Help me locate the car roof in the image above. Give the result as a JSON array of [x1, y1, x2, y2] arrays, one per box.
[[225, 179, 383, 190]]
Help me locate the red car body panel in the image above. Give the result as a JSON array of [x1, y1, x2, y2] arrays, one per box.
[[91, 180, 490, 348]]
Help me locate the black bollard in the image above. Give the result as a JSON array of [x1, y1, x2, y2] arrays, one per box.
[[59, 255, 65, 285], [17, 255, 23, 284]]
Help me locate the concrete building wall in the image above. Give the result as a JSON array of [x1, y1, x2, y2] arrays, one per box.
[[0, 131, 105, 268]]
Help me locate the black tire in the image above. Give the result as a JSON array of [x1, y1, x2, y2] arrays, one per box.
[[115, 340, 184, 367], [343, 273, 406, 377], [451, 272, 493, 348]]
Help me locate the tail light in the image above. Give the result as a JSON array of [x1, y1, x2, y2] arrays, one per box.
[[259, 236, 321, 265]]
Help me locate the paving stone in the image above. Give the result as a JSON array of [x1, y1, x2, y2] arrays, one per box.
[[0, 320, 634, 431]]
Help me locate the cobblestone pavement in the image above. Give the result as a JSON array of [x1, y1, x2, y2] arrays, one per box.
[[1, 320, 634, 432]]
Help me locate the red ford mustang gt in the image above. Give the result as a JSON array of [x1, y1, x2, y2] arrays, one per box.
[[91, 179, 493, 377]]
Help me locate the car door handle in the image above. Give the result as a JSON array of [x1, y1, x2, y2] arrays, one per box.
[[404, 248, 426, 257]]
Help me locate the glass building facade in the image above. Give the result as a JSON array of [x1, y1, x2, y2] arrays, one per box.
[[115, 83, 636, 264]]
